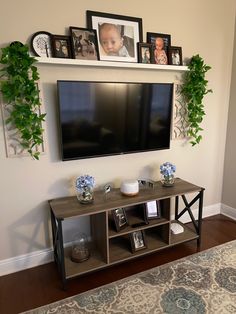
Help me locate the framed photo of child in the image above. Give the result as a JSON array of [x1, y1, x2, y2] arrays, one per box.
[[112, 208, 128, 232], [69, 27, 100, 60], [137, 43, 153, 64], [130, 230, 147, 253], [168, 46, 183, 66], [51, 35, 72, 59], [146, 32, 171, 65], [87, 10, 143, 63]]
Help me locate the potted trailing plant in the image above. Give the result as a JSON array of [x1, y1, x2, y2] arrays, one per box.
[[181, 54, 212, 146], [0, 41, 46, 159]]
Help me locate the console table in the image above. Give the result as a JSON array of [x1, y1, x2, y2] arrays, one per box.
[[49, 178, 204, 288]]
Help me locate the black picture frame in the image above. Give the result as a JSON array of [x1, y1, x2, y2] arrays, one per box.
[[137, 43, 153, 64], [69, 26, 100, 60], [130, 230, 146, 252], [145, 200, 161, 220], [146, 32, 171, 65], [87, 10, 143, 63], [31, 31, 53, 58], [51, 35, 72, 59], [168, 46, 183, 66], [112, 208, 128, 232]]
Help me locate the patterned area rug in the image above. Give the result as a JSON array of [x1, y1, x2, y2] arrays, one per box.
[[22, 240, 236, 314]]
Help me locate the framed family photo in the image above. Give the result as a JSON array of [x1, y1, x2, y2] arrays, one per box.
[[147, 32, 171, 65], [145, 200, 161, 220], [130, 230, 146, 252], [137, 43, 153, 64], [112, 208, 128, 232], [87, 10, 143, 63], [69, 26, 99, 60], [168, 46, 183, 65], [51, 35, 72, 59]]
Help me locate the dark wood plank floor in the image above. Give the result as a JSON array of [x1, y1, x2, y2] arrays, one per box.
[[1, 214, 236, 314]]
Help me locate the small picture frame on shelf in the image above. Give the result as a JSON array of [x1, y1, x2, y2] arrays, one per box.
[[70, 26, 100, 60], [146, 32, 171, 65], [130, 230, 146, 252], [112, 208, 128, 231], [51, 35, 72, 59], [168, 46, 183, 66], [145, 200, 161, 221], [137, 43, 153, 64]]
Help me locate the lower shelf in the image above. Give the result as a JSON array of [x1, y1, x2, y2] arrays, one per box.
[[109, 232, 168, 264], [64, 246, 107, 279], [170, 221, 198, 245]]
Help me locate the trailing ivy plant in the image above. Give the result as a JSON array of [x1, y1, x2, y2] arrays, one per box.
[[0, 42, 46, 159], [181, 54, 212, 146]]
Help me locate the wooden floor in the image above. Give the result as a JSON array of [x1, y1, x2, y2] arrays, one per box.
[[1, 214, 236, 314]]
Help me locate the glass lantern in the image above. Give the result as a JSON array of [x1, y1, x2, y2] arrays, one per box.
[[71, 232, 90, 263]]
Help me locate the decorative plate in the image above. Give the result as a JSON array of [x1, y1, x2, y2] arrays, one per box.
[[31, 31, 52, 57]]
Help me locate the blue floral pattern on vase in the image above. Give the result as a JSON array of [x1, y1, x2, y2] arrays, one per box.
[[161, 287, 206, 314], [215, 267, 236, 293]]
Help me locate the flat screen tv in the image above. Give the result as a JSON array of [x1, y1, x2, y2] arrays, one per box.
[[57, 81, 173, 161]]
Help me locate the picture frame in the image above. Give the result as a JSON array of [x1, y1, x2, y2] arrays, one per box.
[[86, 10, 143, 63], [130, 230, 146, 252], [69, 26, 100, 60], [51, 35, 72, 59], [137, 43, 153, 64], [146, 32, 171, 65], [168, 46, 183, 66], [31, 31, 53, 58], [112, 208, 128, 231], [145, 200, 161, 220]]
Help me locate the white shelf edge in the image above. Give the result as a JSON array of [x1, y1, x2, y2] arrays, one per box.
[[35, 57, 188, 72]]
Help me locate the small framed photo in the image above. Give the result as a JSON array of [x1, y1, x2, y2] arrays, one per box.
[[168, 46, 183, 66], [145, 200, 161, 220], [69, 27, 100, 60], [130, 230, 146, 252], [51, 35, 72, 59], [87, 10, 143, 63], [137, 43, 153, 64], [146, 32, 171, 65], [112, 208, 128, 231]]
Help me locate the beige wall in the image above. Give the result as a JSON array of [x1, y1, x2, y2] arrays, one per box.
[[222, 16, 236, 208], [0, 0, 235, 261]]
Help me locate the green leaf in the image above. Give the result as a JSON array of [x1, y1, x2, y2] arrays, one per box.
[[0, 42, 46, 159], [181, 54, 212, 146]]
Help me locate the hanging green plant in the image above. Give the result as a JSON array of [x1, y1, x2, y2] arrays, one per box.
[[0, 41, 46, 160], [181, 54, 212, 146]]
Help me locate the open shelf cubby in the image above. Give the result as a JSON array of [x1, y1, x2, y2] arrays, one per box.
[[49, 178, 204, 288]]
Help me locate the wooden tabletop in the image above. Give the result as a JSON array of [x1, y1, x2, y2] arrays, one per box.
[[49, 178, 204, 220]]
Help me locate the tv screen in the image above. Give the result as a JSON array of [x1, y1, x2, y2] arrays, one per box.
[[57, 81, 173, 161]]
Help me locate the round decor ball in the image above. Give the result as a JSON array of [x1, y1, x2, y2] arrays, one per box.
[[120, 180, 139, 196]]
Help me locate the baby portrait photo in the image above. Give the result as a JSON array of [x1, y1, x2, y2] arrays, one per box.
[[147, 32, 171, 65], [87, 10, 143, 62]]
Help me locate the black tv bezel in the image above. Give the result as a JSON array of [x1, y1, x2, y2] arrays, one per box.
[[57, 80, 173, 161]]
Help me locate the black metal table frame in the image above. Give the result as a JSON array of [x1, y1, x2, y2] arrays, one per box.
[[175, 189, 205, 246]]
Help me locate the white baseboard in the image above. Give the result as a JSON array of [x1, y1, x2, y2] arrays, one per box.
[[171, 203, 221, 223], [0, 248, 53, 277], [0, 203, 223, 277], [221, 203, 236, 220]]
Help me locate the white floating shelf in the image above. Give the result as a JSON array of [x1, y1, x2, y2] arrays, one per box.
[[35, 57, 188, 72]]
